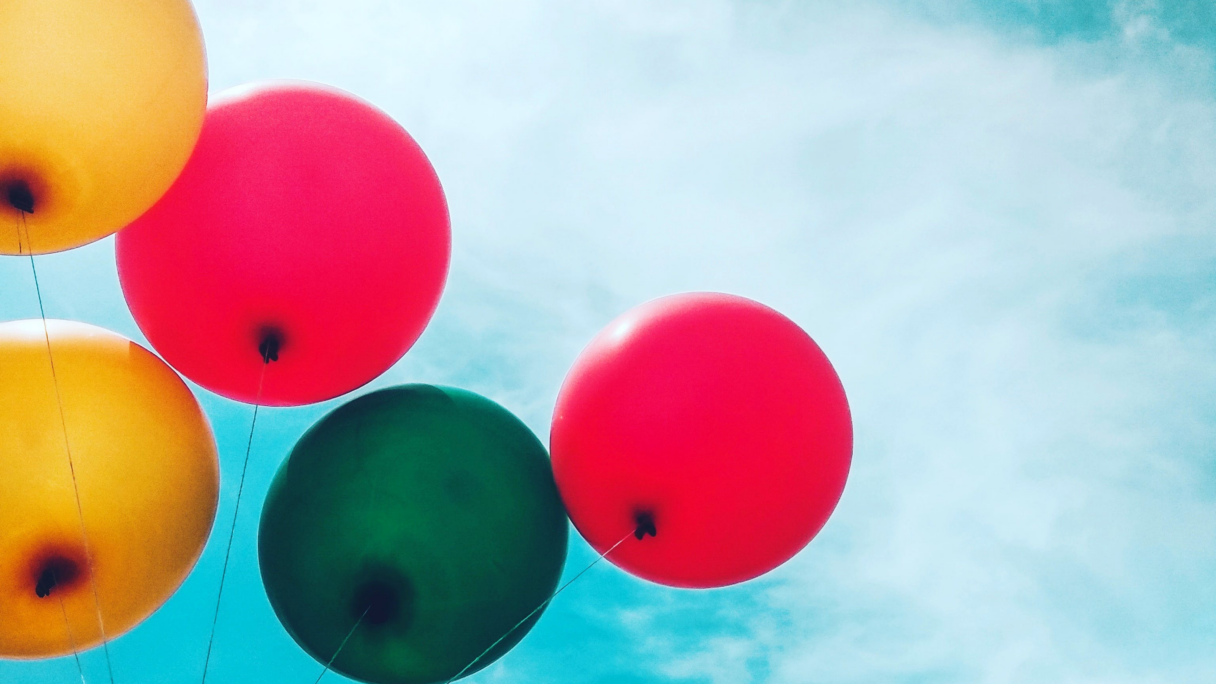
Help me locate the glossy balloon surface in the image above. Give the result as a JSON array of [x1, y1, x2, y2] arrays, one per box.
[[0, 0, 206, 254], [117, 82, 450, 406], [0, 320, 219, 657], [551, 292, 852, 588], [259, 385, 568, 684]]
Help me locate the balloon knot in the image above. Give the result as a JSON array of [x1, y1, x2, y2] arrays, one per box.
[[634, 512, 657, 540], [259, 332, 281, 363], [35, 568, 57, 598], [6, 180, 35, 214], [32, 556, 78, 598], [352, 571, 415, 628]]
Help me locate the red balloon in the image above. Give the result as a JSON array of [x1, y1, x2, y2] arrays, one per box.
[[117, 82, 449, 406], [551, 293, 852, 588]]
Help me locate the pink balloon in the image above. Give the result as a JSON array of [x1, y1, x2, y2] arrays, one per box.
[[117, 82, 450, 406], [551, 293, 852, 588]]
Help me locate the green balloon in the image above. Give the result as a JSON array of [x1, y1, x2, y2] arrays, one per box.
[[258, 385, 569, 684]]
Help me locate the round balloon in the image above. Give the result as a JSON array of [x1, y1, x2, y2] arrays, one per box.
[[0, 320, 219, 657], [0, 0, 207, 255], [259, 385, 568, 684], [116, 82, 450, 406], [550, 292, 852, 588]]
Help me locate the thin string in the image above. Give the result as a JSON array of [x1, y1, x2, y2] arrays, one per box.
[[200, 361, 269, 684], [442, 530, 636, 684], [56, 581, 87, 684], [20, 212, 116, 684], [312, 606, 371, 684]]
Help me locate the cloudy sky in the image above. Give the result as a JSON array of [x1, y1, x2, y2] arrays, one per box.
[[4, 0, 1216, 682]]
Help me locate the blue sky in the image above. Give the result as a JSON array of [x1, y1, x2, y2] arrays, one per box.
[[4, 0, 1216, 682]]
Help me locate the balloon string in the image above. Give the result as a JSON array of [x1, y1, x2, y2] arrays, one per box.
[[200, 360, 269, 684], [57, 582, 87, 684], [20, 212, 117, 684], [312, 606, 370, 684], [441, 529, 636, 684]]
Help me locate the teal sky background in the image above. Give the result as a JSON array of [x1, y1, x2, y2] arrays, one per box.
[[4, 0, 1216, 682]]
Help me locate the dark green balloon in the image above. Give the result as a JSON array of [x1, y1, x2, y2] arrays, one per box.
[[258, 385, 569, 684]]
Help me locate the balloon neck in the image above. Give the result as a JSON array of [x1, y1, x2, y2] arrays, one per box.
[[259, 332, 281, 364], [5, 180, 35, 214], [634, 512, 657, 540]]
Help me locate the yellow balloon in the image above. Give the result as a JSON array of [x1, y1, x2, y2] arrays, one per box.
[[0, 320, 218, 658], [0, 0, 207, 255]]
